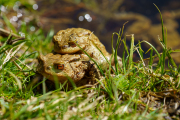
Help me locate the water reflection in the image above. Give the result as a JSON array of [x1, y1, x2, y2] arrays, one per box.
[[15, 1, 21, 6], [13, 1, 21, 11], [13, 4, 19, 11], [84, 14, 92, 22], [30, 26, 35, 31], [17, 13, 22, 18], [87, 17, 92, 22], [84, 14, 90, 19], [19, 32, 25, 37], [12, 16, 18, 22], [78, 16, 84, 21], [0, 5, 6, 12], [1, 0, 180, 64], [33, 4, 38, 10], [24, 17, 30, 23], [0, 0, 40, 38], [18, 20, 22, 27]]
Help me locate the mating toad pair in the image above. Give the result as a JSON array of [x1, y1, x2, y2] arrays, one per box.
[[37, 28, 122, 84]]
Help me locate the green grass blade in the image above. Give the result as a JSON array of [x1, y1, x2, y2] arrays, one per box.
[[74, 43, 105, 77], [142, 41, 160, 58], [114, 29, 121, 73], [111, 32, 122, 74], [122, 37, 127, 74], [128, 34, 134, 70], [138, 40, 143, 59], [149, 48, 153, 66], [91, 40, 115, 73], [2, 15, 17, 33], [154, 3, 165, 45], [166, 51, 177, 68]]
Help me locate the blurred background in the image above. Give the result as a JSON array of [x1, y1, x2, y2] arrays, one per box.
[[1, 0, 180, 63]]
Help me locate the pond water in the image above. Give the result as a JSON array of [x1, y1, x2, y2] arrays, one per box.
[[1, 0, 180, 63]]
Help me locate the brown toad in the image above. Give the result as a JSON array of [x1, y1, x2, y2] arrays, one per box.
[[37, 53, 99, 83], [53, 28, 122, 70]]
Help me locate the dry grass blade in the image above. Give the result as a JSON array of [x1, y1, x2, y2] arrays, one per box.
[[12, 56, 32, 70], [7, 71, 22, 89], [63, 92, 104, 120], [0, 28, 21, 38], [0, 42, 25, 70], [77, 92, 96, 109], [78, 95, 104, 112]]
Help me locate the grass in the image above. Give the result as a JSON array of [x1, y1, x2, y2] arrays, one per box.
[[0, 5, 180, 120]]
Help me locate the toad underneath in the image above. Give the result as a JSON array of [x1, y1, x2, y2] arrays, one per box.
[[37, 53, 100, 83]]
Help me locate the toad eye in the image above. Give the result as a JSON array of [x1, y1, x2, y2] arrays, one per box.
[[57, 64, 64, 70]]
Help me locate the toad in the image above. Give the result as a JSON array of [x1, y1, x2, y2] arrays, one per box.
[[37, 53, 99, 83], [53, 28, 122, 69]]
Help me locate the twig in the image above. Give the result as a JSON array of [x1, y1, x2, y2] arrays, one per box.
[[0, 28, 21, 38], [0, 28, 25, 45], [7, 37, 26, 45]]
